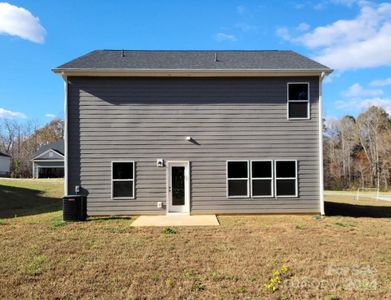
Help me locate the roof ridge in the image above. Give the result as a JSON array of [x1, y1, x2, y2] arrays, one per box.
[[99, 49, 291, 52], [53, 50, 332, 73]]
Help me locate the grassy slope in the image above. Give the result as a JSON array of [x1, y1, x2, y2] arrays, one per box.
[[0, 179, 390, 299]]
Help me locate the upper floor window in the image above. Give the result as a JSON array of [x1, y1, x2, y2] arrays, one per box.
[[287, 83, 310, 119]]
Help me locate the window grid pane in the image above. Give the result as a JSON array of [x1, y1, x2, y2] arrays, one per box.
[[276, 179, 296, 196], [288, 83, 309, 101], [252, 179, 273, 197], [289, 102, 308, 119], [227, 161, 248, 179], [113, 180, 134, 198], [113, 162, 133, 179], [228, 179, 249, 197], [252, 161, 272, 178]]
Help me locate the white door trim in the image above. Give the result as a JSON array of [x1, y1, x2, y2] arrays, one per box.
[[166, 161, 190, 215]]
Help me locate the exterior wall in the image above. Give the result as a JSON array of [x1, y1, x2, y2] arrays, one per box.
[[67, 76, 321, 215], [0, 156, 10, 177]]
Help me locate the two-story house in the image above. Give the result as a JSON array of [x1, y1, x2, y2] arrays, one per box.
[[53, 50, 332, 216]]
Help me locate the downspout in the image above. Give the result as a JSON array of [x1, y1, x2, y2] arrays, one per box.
[[63, 75, 68, 195], [319, 72, 325, 215]]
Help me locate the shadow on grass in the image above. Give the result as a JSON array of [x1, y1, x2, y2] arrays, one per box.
[[325, 201, 391, 218], [0, 184, 61, 218]]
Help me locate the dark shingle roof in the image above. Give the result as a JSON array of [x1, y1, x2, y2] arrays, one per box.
[[34, 140, 64, 158], [0, 152, 10, 157], [54, 50, 331, 72]]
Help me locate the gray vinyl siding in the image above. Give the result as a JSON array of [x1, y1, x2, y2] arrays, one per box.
[[67, 77, 320, 215]]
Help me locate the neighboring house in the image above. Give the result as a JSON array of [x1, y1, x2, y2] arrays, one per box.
[[53, 50, 332, 216], [0, 152, 11, 177], [32, 140, 64, 178]]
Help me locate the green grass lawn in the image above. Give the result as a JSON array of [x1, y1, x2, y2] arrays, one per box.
[[0, 179, 390, 299]]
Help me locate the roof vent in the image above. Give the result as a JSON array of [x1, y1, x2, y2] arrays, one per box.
[[214, 52, 219, 62], [121, 50, 125, 58]]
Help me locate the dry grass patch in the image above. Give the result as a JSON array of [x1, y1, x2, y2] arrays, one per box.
[[0, 180, 391, 298]]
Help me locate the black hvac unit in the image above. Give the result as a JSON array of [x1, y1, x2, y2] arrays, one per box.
[[63, 195, 87, 221]]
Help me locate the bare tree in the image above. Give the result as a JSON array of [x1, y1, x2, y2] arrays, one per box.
[[356, 106, 390, 189], [323, 106, 391, 190], [337, 116, 358, 185], [0, 118, 63, 178]]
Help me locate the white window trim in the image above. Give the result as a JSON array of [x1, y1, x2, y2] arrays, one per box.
[[274, 160, 298, 198], [251, 160, 274, 198], [226, 160, 250, 198], [287, 82, 310, 120], [111, 161, 135, 200]]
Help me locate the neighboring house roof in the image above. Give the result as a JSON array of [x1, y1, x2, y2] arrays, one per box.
[[0, 152, 10, 157], [32, 140, 64, 160], [53, 50, 332, 75]]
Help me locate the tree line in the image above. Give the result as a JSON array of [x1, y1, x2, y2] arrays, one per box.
[[324, 106, 391, 191], [0, 119, 64, 177]]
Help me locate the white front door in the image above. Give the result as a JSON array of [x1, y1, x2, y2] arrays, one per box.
[[167, 161, 190, 214]]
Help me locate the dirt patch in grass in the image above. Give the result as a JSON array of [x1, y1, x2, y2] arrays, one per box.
[[0, 181, 390, 298]]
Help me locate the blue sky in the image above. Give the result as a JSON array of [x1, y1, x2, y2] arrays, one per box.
[[0, 0, 390, 125]]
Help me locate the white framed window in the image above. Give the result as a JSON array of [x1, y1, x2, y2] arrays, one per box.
[[111, 161, 135, 199], [226, 160, 249, 198], [251, 160, 273, 197], [287, 82, 310, 120], [274, 160, 298, 197]]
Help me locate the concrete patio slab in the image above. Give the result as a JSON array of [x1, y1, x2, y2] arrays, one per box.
[[131, 215, 219, 227]]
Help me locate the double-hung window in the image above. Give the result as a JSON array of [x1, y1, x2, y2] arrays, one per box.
[[275, 160, 297, 197], [227, 161, 249, 197], [251, 160, 273, 197], [112, 161, 135, 199], [287, 83, 310, 119]]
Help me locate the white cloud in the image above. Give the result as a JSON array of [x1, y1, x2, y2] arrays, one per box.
[[276, 27, 292, 41], [45, 113, 56, 118], [370, 77, 391, 86], [0, 2, 46, 43], [359, 97, 391, 114], [215, 32, 238, 42], [336, 97, 391, 114], [277, 2, 391, 70], [330, 0, 357, 7], [336, 81, 391, 114], [342, 83, 383, 98], [296, 22, 310, 32], [314, 2, 326, 10], [0, 107, 26, 119]]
